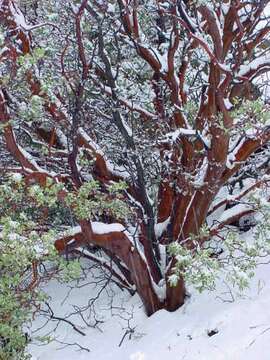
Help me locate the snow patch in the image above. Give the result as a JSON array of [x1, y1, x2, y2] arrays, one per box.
[[155, 218, 170, 238]]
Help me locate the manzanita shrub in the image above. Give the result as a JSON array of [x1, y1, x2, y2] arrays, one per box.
[[1, 0, 270, 334]]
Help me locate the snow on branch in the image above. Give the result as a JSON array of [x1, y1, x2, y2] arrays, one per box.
[[9, 1, 60, 32], [237, 56, 270, 79]]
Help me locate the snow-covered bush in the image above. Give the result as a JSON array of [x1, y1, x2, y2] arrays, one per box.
[[0, 177, 76, 359], [1, 0, 270, 318]]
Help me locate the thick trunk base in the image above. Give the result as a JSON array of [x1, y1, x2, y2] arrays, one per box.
[[141, 278, 186, 316]]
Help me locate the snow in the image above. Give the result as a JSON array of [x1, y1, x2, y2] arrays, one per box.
[[101, 84, 156, 120], [17, 144, 55, 177], [176, 1, 198, 33], [29, 250, 270, 360], [0, 46, 9, 56], [150, 50, 168, 74], [238, 56, 270, 78], [162, 128, 196, 144], [78, 128, 103, 154], [130, 352, 145, 360], [11, 172, 23, 182], [224, 98, 233, 110], [151, 281, 166, 302], [107, 3, 115, 13], [65, 222, 125, 236], [119, 98, 155, 120], [92, 222, 125, 234], [193, 156, 208, 188], [226, 137, 246, 169], [10, 2, 30, 30], [221, 3, 230, 17], [9, 2, 55, 33], [226, 152, 236, 169], [155, 218, 170, 238], [212, 203, 252, 228], [179, 192, 197, 236], [120, 115, 133, 137]]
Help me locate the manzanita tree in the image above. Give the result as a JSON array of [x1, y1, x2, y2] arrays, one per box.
[[1, 0, 270, 317]]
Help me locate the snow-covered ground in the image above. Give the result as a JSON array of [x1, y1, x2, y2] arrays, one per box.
[[29, 245, 270, 360]]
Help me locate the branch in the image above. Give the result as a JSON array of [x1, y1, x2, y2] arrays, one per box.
[[70, 249, 135, 294], [209, 178, 270, 216], [222, 127, 270, 183], [44, 302, 86, 336], [210, 205, 254, 234]]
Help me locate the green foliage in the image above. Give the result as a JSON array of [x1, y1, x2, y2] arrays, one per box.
[[232, 99, 270, 130], [65, 180, 130, 220], [0, 173, 130, 358], [182, 100, 198, 125], [169, 199, 270, 295], [0, 180, 62, 359], [0, 214, 52, 359], [168, 241, 220, 292], [58, 258, 82, 282]]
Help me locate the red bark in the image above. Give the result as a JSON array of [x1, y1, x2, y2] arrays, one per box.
[[1, 0, 270, 317]]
